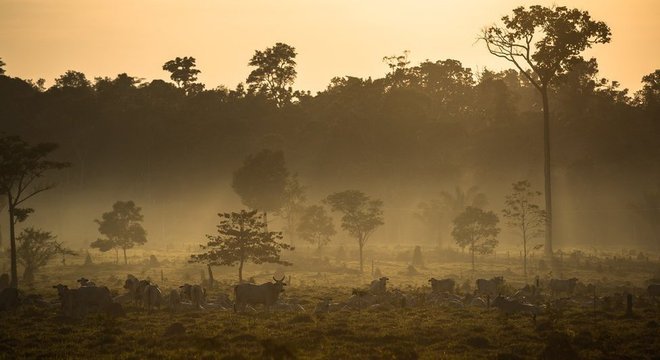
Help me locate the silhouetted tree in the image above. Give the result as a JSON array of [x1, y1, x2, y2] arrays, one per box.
[[191, 210, 293, 282], [92, 201, 147, 265], [162, 56, 203, 95], [54, 70, 92, 89], [0, 58, 6, 76], [232, 150, 289, 225], [0, 135, 70, 288], [635, 70, 659, 114], [452, 206, 500, 272], [247, 43, 297, 106], [502, 180, 546, 281], [631, 186, 660, 250], [325, 190, 384, 273], [482, 5, 611, 258], [16, 227, 59, 283], [297, 205, 335, 251]]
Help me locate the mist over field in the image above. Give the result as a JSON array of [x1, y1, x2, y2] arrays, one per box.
[[0, 2, 659, 359]]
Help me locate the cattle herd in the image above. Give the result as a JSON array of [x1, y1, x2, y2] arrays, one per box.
[[3, 271, 658, 321]]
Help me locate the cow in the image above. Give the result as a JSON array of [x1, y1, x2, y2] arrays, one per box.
[[52, 284, 113, 317], [123, 275, 141, 305], [234, 276, 286, 312], [139, 281, 162, 312], [492, 295, 541, 320], [476, 277, 504, 295], [369, 277, 389, 295], [77, 277, 96, 287], [549, 278, 578, 296], [648, 284, 660, 299], [180, 284, 206, 309], [0, 287, 20, 311], [168, 289, 181, 310], [0, 273, 9, 291], [428, 278, 455, 293]]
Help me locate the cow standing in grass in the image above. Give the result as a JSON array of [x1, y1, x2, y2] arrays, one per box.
[[369, 277, 389, 295], [180, 284, 206, 309], [429, 278, 455, 293], [234, 277, 286, 312], [476, 277, 504, 296], [549, 278, 578, 297]]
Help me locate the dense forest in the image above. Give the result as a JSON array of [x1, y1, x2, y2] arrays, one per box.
[[0, 49, 658, 251]]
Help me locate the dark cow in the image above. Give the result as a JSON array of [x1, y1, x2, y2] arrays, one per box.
[[52, 284, 112, 317], [492, 295, 540, 319], [0, 288, 20, 311], [0, 273, 9, 291], [180, 283, 206, 309], [77, 277, 96, 287], [549, 278, 578, 296], [234, 276, 286, 312], [476, 277, 504, 295], [429, 278, 455, 293], [648, 284, 660, 298], [369, 277, 389, 294], [123, 275, 141, 305]]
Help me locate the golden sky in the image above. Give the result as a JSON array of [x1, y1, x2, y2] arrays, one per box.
[[1, 0, 658, 92]]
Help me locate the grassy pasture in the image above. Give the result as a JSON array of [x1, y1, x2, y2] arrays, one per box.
[[1, 246, 659, 359]]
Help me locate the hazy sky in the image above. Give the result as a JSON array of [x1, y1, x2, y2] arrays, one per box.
[[1, 0, 658, 92]]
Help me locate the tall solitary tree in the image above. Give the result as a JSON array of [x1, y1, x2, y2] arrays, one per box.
[[452, 207, 500, 272], [246, 42, 297, 106], [162, 56, 203, 95], [502, 180, 546, 281], [482, 5, 611, 258], [92, 201, 147, 265], [16, 227, 60, 283], [232, 150, 289, 225], [191, 210, 293, 283], [325, 190, 384, 273], [297, 205, 335, 251], [0, 135, 70, 288], [275, 174, 306, 245]]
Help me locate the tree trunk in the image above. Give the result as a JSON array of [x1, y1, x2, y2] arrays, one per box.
[[541, 87, 553, 259], [8, 194, 18, 289], [238, 259, 244, 283], [207, 264, 215, 288], [359, 240, 364, 273], [523, 233, 528, 282], [114, 248, 119, 264], [471, 247, 475, 272], [123, 247, 127, 265]]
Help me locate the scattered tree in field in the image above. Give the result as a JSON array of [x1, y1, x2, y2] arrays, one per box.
[[502, 180, 546, 280], [247, 42, 297, 106], [162, 56, 203, 94], [452, 206, 500, 272], [0, 135, 70, 288], [92, 200, 147, 265], [482, 5, 611, 258], [190, 210, 293, 282], [54, 70, 92, 89], [275, 174, 306, 245], [297, 205, 335, 251], [16, 227, 59, 283], [232, 149, 289, 225], [325, 190, 384, 273], [54, 242, 78, 266]]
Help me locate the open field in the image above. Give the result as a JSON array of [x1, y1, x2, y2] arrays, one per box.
[[1, 247, 660, 359]]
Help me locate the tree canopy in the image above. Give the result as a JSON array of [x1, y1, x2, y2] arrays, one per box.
[[92, 200, 147, 265], [191, 209, 293, 282]]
